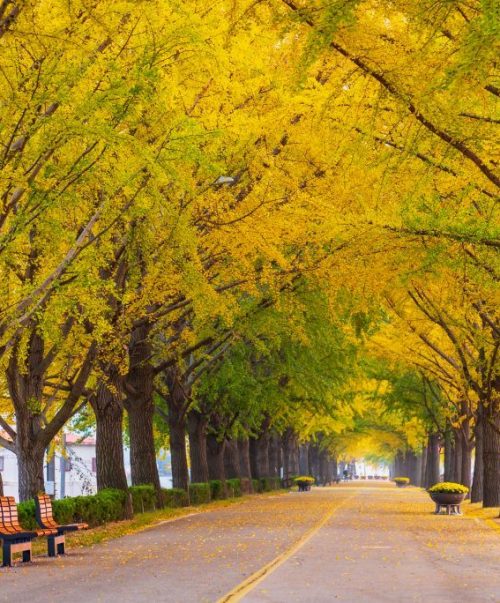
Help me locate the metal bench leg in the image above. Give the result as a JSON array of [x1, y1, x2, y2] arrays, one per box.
[[2, 542, 12, 567], [48, 536, 56, 557], [57, 539, 65, 555], [22, 548, 31, 563]]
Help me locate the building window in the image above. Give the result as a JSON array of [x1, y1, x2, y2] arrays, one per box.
[[91, 457, 97, 473], [47, 457, 55, 482], [0, 456, 4, 472]]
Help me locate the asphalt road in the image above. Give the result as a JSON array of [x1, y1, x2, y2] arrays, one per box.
[[0, 483, 498, 602]]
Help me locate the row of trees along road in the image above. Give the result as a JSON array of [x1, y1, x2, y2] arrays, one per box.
[[0, 1, 497, 510]]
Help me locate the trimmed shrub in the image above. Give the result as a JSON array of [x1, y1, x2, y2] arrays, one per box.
[[72, 488, 127, 525], [259, 477, 273, 492], [209, 480, 226, 500], [270, 477, 282, 490], [129, 485, 156, 513], [189, 482, 211, 505], [17, 500, 37, 530], [252, 478, 260, 493], [162, 488, 189, 508], [18, 488, 127, 530], [53, 497, 76, 524], [226, 478, 242, 497]]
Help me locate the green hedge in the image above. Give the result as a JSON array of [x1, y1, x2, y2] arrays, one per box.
[[189, 482, 211, 505], [18, 488, 127, 530], [162, 488, 189, 508], [129, 485, 157, 513], [17, 476, 282, 532], [226, 478, 242, 497], [209, 480, 226, 500]]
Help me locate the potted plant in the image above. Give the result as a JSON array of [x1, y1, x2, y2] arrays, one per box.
[[393, 477, 410, 488], [294, 476, 315, 492], [427, 482, 469, 514]]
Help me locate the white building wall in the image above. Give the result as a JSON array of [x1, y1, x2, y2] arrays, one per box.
[[1, 438, 173, 499]]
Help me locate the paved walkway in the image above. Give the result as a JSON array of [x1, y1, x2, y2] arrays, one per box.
[[0, 483, 498, 602]]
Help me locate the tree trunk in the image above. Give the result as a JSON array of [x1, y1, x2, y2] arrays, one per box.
[[268, 433, 280, 478], [206, 434, 226, 482], [415, 453, 423, 487], [282, 428, 299, 481], [224, 439, 240, 479], [452, 427, 462, 484], [187, 410, 209, 483], [238, 438, 252, 480], [308, 444, 320, 482], [319, 450, 331, 485], [330, 456, 338, 481], [17, 442, 45, 501], [443, 428, 453, 482], [420, 444, 427, 487], [0, 472, 3, 496], [163, 366, 190, 491], [461, 424, 472, 494], [125, 323, 162, 503], [299, 444, 310, 475], [482, 401, 500, 508], [168, 403, 189, 490], [405, 450, 419, 485], [425, 433, 440, 488], [90, 373, 130, 495], [471, 411, 483, 503], [250, 423, 271, 478]]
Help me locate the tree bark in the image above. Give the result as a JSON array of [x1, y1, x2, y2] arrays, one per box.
[[308, 444, 320, 481], [425, 433, 440, 488], [268, 433, 280, 478], [187, 410, 209, 483], [17, 442, 45, 501], [482, 399, 500, 508], [0, 472, 3, 496], [224, 439, 240, 479], [125, 322, 162, 503], [167, 403, 189, 490], [461, 423, 472, 494], [443, 427, 453, 482], [299, 443, 310, 475], [90, 371, 130, 496], [452, 428, 462, 484], [471, 411, 484, 503], [415, 453, 423, 487], [163, 366, 190, 491], [420, 444, 427, 487], [250, 419, 271, 478], [238, 437, 253, 481], [206, 434, 226, 481], [319, 450, 332, 485], [282, 428, 299, 481]]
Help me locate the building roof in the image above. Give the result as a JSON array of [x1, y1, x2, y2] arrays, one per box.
[[65, 433, 96, 446]]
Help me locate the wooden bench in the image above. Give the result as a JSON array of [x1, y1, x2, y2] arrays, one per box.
[[0, 496, 56, 567], [35, 494, 88, 557]]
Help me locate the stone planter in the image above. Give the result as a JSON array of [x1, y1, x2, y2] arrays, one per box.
[[396, 482, 408, 488], [429, 491, 466, 515], [297, 482, 312, 492]]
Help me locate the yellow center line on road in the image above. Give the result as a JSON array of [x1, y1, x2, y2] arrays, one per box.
[[217, 493, 356, 603]]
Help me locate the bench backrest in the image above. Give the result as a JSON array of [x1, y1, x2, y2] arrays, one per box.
[[0, 496, 23, 536], [35, 494, 58, 530]]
